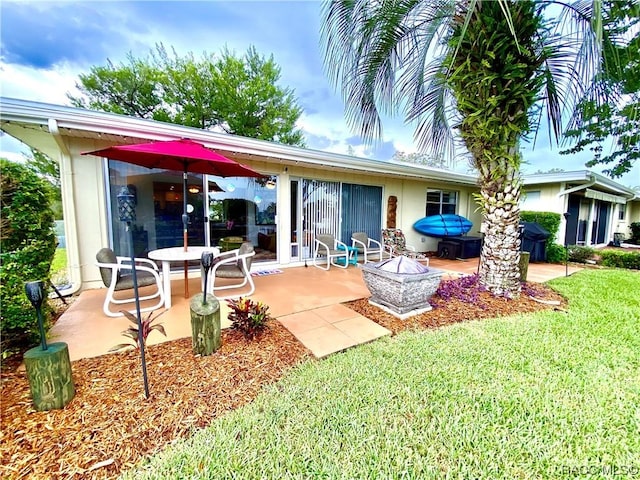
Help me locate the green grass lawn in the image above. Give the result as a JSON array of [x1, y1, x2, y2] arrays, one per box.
[[50, 248, 68, 285], [125, 269, 640, 479], [51, 248, 66, 274]]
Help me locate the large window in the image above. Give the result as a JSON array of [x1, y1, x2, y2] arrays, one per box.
[[208, 176, 277, 261], [521, 190, 541, 210], [426, 189, 457, 216], [618, 203, 626, 221], [107, 160, 275, 262]]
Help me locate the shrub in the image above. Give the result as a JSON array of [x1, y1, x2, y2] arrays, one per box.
[[109, 310, 167, 352], [520, 211, 561, 240], [227, 297, 272, 338], [599, 250, 640, 270], [520, 211, 562, 261], [630, 222, 640, 244], [1, 159, 57, 352], [434, 274, 488, 305], [568, 245, 596, 263], [545, 243, 566, 264]]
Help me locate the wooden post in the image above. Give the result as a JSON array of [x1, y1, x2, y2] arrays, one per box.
[[190, 293, 221, 356], [23, 342, 75, 411], [519, 252, 530, 282]]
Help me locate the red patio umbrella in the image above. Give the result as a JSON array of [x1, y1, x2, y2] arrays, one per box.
[[83, 138, 264, 297]]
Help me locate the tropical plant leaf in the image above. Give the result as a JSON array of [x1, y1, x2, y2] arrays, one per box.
[[108, 343, 134, 353]]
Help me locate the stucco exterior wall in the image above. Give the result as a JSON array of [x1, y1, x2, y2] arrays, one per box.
[[522, 184, 565, 213], [67, 143, 482, 290]]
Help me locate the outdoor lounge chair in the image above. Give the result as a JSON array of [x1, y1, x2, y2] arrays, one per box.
[[313, 234, 349, 270], [351, 232, 384, 263], [381, 228, 419, 259], [204, 242, 256, 299], [95, 247, 165, 317]]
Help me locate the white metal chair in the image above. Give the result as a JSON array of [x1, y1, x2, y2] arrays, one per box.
[[313, 234, 349, 270], [95, 248, 164, 317], [204, 242, 256, 299], [351, 232, 384, 263]]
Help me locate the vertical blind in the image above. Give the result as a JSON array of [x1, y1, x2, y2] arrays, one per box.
[[302, 179, 341, 256], [301, 180, 382, 257], [341, 184, 383, 242]]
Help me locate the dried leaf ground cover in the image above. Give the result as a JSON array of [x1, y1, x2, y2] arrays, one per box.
[[1, 324, 310, 480], [346, 277, 567, 335], [1, 279, 565, 480]]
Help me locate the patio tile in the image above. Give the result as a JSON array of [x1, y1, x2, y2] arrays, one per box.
[[312, 303, 362, 323], [277, 311, 327, 335], [333, 316, 391, 343], [292, 323, 358, 358], [49, 260, 580, 362]]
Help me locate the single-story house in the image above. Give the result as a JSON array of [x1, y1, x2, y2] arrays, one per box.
[[1, 97, 638, 295], [522, 171, 639, 246]]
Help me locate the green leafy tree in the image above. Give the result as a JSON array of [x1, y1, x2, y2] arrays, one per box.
[[1, 159, 57, 352], [69, 53, 169, 120], [561, 0, 639, 178], [393, 151, 450, 169], [24, 148, 62, 219], [69, 44, 305, 146], [321, 0, 612, 296]]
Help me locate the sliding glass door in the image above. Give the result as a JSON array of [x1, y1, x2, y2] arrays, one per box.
[[291, 179, 382, 260], [341, 184, 383, 243]]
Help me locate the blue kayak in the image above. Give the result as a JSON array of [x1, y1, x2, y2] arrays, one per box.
[[413, 214, 473, 237]]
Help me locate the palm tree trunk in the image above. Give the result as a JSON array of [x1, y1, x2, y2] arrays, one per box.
[[476, 160, 522, 297]]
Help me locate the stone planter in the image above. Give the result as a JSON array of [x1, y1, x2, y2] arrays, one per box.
[[361, 256, 444, 319]]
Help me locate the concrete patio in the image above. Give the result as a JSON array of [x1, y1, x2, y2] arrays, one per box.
[[49, 257, 581, 361]]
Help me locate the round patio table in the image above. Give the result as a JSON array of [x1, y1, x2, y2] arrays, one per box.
[[148, 246, 220, 309]]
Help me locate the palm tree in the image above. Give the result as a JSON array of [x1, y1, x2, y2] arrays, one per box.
[[321, 0, 609, 296]]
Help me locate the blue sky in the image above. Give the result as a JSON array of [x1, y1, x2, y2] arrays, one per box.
[[1, 0, 638, 187]]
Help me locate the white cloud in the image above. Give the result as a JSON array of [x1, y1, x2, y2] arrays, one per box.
[[0, 62, 81, 104]]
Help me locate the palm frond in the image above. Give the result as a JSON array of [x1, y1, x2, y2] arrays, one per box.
[[321, 0, 456, 146]]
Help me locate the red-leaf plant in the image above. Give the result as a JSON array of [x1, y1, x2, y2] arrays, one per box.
[[226, 297, 272, 339], [109, 309, 167, 352]]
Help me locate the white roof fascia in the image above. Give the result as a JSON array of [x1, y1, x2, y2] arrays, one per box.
[[524, 170, 635, 198], [0, 97, 477, 186]]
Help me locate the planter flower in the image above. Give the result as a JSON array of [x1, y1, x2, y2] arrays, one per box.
[[227, 297, 272, 339]]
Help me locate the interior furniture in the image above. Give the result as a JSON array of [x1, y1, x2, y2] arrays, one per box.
[[313, 234, 349, 270], [258, 232, 277, 252], [204, 242, 256, 299], [148, 246, 219, 308], [219, 236, 245, 252], [351, 232, 384, 263], [381, 228, 418, 259], [95, 247, 165, 317]]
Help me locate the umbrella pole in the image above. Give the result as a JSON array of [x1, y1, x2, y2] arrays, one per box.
[[183, 170, 189, 298]]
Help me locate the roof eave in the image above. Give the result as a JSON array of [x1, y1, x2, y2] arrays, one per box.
[[1, 97, 477, 185]]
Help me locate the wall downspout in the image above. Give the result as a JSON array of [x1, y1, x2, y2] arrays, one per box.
[[49, 118, 82, 295]]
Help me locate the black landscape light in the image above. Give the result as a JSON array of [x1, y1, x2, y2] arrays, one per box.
[[25, 280, 47, 351], [118, 185, 150, 398], [201, 251, 215, 305]]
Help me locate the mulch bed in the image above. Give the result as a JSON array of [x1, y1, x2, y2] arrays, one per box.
[[346, 281, 567, 335], [1, 281, 566, 480]]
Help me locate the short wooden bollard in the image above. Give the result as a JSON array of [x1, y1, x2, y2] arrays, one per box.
[[519, 251, 530, 282], [190, 294, 221, 356], [23, 342, 75, 411]]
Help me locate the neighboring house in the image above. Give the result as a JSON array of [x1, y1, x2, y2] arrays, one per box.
[[1, 98, 638, 294], [522, 172, 639, 246]]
